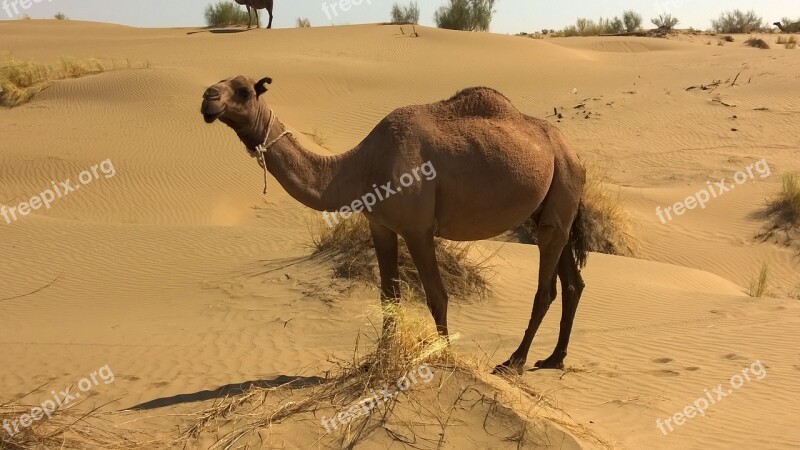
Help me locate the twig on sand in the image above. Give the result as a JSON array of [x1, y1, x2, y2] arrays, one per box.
[[730, 72, 741, 87], [0, 273, 63, 302]]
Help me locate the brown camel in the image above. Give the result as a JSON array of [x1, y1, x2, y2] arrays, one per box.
[[234, 0, 273, 29], [200, 76, 589, 374], [774, 21, 800, 33]]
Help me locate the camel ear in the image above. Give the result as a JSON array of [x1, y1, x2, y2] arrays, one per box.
[[255, 77, 272, 98]]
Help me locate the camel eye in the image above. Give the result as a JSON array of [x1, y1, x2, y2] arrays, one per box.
[[237, 88, 251, 100]]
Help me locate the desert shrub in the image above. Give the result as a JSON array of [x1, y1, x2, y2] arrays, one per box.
[[434, 0, 495, 32], [296, 17, 311, 28], [745, 37, 770, 49], [390, 1, 420, 24], [623, 10, 643, 32], [758, 172, 800, 247], [723, 35, 735, 42], [312, 214, 491, 301], [204, 1, 251, 27], [652, 13, 679, 30], [712, 10, 764, 33], [54, 12, 68, 20]]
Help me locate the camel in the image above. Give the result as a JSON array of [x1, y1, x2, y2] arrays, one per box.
[[234, 0, 273, 29], [774, 21, 800, 33], [200, 75, 589, 374]]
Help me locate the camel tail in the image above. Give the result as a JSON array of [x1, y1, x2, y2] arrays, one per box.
[[569, 201, 589, 269]]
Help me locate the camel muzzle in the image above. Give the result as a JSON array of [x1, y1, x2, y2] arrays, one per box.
[[201, 100, 225, 124]]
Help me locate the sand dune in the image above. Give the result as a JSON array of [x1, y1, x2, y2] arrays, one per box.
[[1, 20, 799, 448]]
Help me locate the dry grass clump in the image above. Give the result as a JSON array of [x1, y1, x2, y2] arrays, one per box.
[[0, 392, 132, 449], [776, 35, 797, 49], [745, 37, 770, 49], [312, 213, 492, 301], [177, 304, 458, 449], [748, 262, 770, 297], [757, 172, 800, 249], [0, 55, 150, 107], [578, 165, 639, 257], [296, 17, 311, 28]]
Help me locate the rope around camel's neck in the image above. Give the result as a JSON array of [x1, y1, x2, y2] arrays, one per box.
[[254, 109, 292, 194]]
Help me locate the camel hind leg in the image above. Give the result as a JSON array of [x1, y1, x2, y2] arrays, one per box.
[[534, 242, 585, 369], [494, 167, 582, 375]]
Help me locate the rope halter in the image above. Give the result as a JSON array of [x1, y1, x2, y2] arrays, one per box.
[[254, 109, 292, 194]]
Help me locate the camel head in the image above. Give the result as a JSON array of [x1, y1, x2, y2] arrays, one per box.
[[201, 75, 273, 151]]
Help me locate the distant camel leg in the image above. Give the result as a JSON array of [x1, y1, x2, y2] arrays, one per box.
[[535, 243, 585, 369], [369, 220, 401, 333], [404, 230, 449, 336], [253, 8, 260, 28], [266, 7, 273, 29], [246, 5, 252, 29], [495, 186, 579, 374]]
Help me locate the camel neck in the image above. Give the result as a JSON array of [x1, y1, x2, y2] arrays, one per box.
[[253, 105, 366, 213]]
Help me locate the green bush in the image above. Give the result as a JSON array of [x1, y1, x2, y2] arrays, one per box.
[[204, 1, 251, 27], [54, 12, 68, 20], [434, 0, 495, 32], [390, 1, 420, 24], [623, 10, 643, 32], [652, 13, 679, 30], [711, 10, 764, 33]]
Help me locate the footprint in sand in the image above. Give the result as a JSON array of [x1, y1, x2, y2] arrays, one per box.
[[652, 357, 674, 364]]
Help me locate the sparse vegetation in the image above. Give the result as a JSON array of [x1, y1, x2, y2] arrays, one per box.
[[745, 37, 770, 49], [204, 1, 251, 28], [748, 262, 770, 297], [312, 213, 491, 301], [390, 1, 420, 24], [758, 172, 800, 248], [651, 13, 679, 31], [0, 55, 149, 107], [777, 35, 797, 49], [711, 10, 764, 33], [559, 12, 643, 36], [54, 12, 68, 20], [296, 17, 311, 28], [623, 10, 643, 32], [434, 0, 496, 32], [723, 35, 735, 42]]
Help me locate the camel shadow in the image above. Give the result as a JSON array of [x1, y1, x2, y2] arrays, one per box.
[[124, 374, 325, 411]]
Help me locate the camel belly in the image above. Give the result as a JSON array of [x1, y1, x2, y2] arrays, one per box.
[[433, 161, 553, 241]]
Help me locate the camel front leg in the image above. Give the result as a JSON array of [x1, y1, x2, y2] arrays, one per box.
[[246, 6, 252, 29], [253, 8, 260, 28], [403, 230, 449, 336], [267, 9, 273, 29], [369, 220, 400, 334]]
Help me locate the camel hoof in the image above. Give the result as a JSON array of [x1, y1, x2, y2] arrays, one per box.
[[533, 357, 565, 370], [492, 360, 524, 375]]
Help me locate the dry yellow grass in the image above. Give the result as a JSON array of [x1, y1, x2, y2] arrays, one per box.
[[578, 164, 640, 257], [0, 56, 150, 107], [311, 213, 492, 301], [758, 172, 800, 249], [748, 262, 770, 297]]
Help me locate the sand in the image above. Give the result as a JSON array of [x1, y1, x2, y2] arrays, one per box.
[[1, 20, 798, 448]]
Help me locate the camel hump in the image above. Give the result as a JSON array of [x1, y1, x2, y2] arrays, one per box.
[[440, 87, 519, 119]]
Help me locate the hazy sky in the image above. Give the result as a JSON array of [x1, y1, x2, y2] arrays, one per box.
[[0, 0, 795, 33]]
